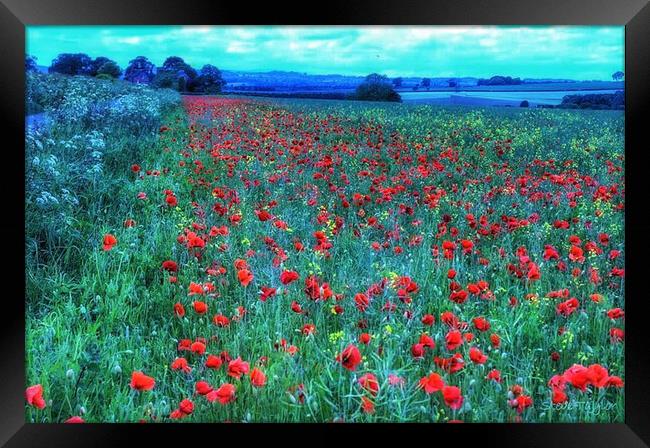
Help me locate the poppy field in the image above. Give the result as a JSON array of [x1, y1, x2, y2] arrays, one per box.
[[26, 79, 625, 423]]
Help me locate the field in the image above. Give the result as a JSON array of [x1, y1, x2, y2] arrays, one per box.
[[26, 75, 625, 423]]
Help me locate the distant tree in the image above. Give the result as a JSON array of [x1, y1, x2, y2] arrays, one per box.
[[520, 100, 529, 107], [478, 75, 523, 86], [161, 56, 197, 91], [124, 56, 155, 84], [448, 78, 457, 88], [48, 53, 93, 76], [89, 57, 111, 76], [612, 71, 624, 81], [25, 55, 38, 72], [392, 77, 403, 88], [421, 77, 431, 90], [151, 69, 181, 90], [96, 60, 122, 79], [354, 73, 401, 102], [190, 64, 226, 94]]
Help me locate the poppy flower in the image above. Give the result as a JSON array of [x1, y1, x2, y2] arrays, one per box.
[[171, 357, 192, 373], [188, 282, 204, 296], [102, 234, 117, 251], [358, 373, 379, 396], [213, 314, 230, 327], [205, 354, 223, 369], [130, 371, 155, 391], [250, 368, 267, 387], [25, 384, 46, 409], [336, 344, 362, 371], [419, 373, 445, 394], [422, 314, 435, 326], [469, 347, 488, 364], [193, 301, 208, 315], [487, 369, 502, 383], [207, 383, 236, 404], [173, 302, 185, 318], [190, 341, 206, 355], [445, 330, 463, 350], [227, 357, 250, 379], [360, 396, 375, 414], [195, 381, 213, 395], [237, 269, 254, 287], [179, 399, 194, 415], [162, 260, 178, 272], [359, 333, 371, 344], [442, 385, 464, 410], [280, 270, 300, 285], [354, 293, 370, 312], [65, 416, 84, 423]]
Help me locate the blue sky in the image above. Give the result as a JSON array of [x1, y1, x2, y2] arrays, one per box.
[[26, 26, 624, 80]]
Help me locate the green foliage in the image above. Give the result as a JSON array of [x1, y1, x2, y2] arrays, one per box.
[[190, 64, 226, 94], [354, 73, 402, 102], [558, 91, 624, 110], [95, 60, 122, 79], [124, 56, 155, 84], [48, 53, 93, 76]]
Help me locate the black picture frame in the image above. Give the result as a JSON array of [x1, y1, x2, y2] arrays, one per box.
[[2, 0, 649, 446]]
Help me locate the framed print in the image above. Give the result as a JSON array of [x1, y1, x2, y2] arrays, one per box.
[[2, 0, 649, 445]]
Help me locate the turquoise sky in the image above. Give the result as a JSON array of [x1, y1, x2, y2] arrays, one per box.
[[26, 26, 624, 80]]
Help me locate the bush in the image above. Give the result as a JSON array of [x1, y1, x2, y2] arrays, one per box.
[[354, 73, 401, 102], [520, 100, 529, 107], [25, 73, 181, 272], [557, 91, 624, 110]]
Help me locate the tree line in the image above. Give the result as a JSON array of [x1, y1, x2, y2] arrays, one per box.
[[25, 53, 226, 94]]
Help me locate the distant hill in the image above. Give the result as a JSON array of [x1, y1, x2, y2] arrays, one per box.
[[32, 65, 623, 93]]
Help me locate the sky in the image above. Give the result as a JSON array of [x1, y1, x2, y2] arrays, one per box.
[[26, 26, 624, 80]]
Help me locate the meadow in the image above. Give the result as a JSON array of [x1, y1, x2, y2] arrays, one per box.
[[25, 74, 625, 423]]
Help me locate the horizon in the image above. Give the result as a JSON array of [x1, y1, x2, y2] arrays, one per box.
[[26, 26, 624, 81]]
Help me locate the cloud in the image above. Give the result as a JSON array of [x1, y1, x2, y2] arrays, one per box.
[[26, 25, 624, 79]]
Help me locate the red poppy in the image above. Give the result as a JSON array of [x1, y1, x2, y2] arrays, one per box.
[[179, 399, 194, 415], [360, 396, 375, 414], [102, 234, 117, 251], [130, 371, 155, 391], [250, 368, 267, 387], [445, 330, 463, 350], [442, 385, 464, 410], [25, 384, 46, 409], [173, 302, 185, 318], [171, 357, 192, 373], [205, 354, 223, 369], [419, 373, 445, 394], [422, 314, 435, 326], [162, 260, 178, 272], [227, 357, 250, 379], [65, 416, 84, 423], [237, 269, 254, 287], [336, 344, 362, 371], [358, 373, 379, 396], [190, 341, 206, 355], [193, 301, 208, 315], [280, 270, 300, 285], [207, 383, 236, 404], [213, 314, 230, 327], [469, 347, 488, 364], [188, 282, 204, 295]]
